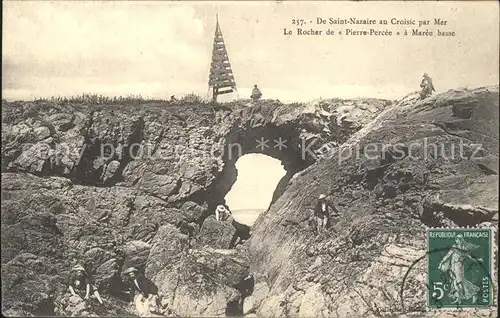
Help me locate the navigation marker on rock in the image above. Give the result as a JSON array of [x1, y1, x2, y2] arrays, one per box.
[[208, 14, 237, 103]]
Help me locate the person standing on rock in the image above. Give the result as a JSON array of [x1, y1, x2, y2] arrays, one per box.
[[68, 264, 104, 304], [420, 73, 435, 99], [250, 85, 262, 103], [313, 194, 339, 234]]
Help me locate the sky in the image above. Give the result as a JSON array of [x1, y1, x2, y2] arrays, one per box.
[[225, 154, 286, 211], [2, 1, 499, 102]]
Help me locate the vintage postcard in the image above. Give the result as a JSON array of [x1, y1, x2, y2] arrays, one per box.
[[1, 1, 498, 317]]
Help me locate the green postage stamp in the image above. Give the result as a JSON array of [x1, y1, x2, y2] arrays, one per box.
[[427, 228, 493, 308]]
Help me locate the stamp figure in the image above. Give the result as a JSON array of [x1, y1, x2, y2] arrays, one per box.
[[427, 228, 493, 308]]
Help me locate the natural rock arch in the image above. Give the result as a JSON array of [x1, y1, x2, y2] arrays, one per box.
[[203, 119, 315, 214]]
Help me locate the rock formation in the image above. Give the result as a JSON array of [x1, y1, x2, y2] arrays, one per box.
[[1, 87, 497, 316], [248, 88, 499, 316]]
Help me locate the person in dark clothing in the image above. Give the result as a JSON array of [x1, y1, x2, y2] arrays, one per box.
[[230, 219, 252, 248], [420, 73, 435, 98], [236, 274, 255, 298], [227, 274, 255, 315], [250, 85, 262, 103], [122, 267, 159, 302], [68, 264, 104, 304], [313, 194, 340, 234]]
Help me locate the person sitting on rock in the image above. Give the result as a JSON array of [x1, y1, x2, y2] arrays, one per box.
[[215, 204, 232, 222], [250, 85, 262, 103], [122, 267, 159, 304], [313, 194, 340, 234], [68, 264, 104, 304]]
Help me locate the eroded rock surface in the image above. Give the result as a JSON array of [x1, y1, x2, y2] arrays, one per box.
[[2, 89, 497, 316], [249, 87, 499, 317]]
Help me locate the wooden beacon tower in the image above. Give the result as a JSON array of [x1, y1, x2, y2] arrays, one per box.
[[208, 15, 237, 103]]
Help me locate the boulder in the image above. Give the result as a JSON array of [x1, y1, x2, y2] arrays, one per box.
[[83, 248, 120, 291], [151, 247, 249, 317], [146, 224, 189, 278], [197, 216, 236, 249]]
